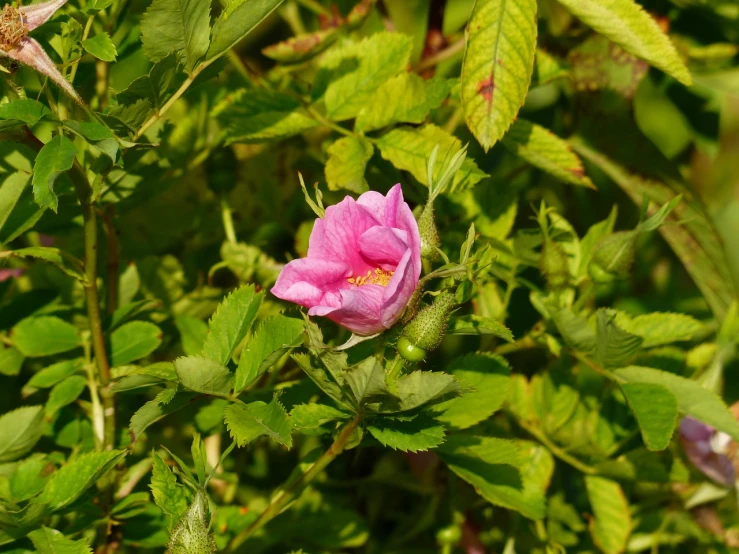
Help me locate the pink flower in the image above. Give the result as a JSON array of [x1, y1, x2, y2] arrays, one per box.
[[680, 416, 736, 487], [272, 184, 421, 335]]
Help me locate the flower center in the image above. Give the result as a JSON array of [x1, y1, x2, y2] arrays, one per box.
[[348, 268, 394, 287], [0, 4, 27, 51]]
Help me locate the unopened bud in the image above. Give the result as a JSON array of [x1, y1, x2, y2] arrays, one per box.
[[399, 291, 456, 360], [167, 490, 217, 554], [540, 238, 570, 289], [590, 230, 638, 281], [419, 202, 440, 260]]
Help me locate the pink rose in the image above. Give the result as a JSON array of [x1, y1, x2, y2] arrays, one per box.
[[272, 184, 421, 335]]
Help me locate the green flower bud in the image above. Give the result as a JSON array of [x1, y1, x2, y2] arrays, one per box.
[[397, 335, 427, 362], [540, 239, 570, 289], [591, 230, 638, 277], [167, 490, 217, 554], [418, 202, 441, 260], [400, 291, 456, 354]]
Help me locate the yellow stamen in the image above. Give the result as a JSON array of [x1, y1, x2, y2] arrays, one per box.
[[347, 268, 394, 287], [0, 5, 27, 51]]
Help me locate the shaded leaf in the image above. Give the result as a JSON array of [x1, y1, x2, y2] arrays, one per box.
[[447, 315, 513, 342], [46, 376, 87, 417], [32, 135, 76, 212], [224, 396, 292, 448], [595, 310, 643, 368], [175, 356, 233, 397], [0, 247, 86, 283], [110, 321, 162, 366], [0, 405, 45, 463], [150, 451, 189, 530], [367, 414, 446, 452], [175, 315, 209, 357], [207, 0, 284, 61], [620, 383, 677, 451], [290, 403, 350, 429]]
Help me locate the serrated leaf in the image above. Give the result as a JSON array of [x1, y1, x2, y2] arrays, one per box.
[[431, 353, 510, 429], [224, 396, 292, 448], [322, 32, 413, 121], [595, 310, 643, 368], [355, 73, 453, 132], [116, 54, 181, 112], [377, 124, 488, 191], [175, 315, 209, 357], [32, 135, 76, 212], [110, 321, 162, 366], [206, 0, 284, 61], [12, 316, 80, 357], [175, 356, 233, 397], [290, 403, 350, 429], [614, 366, 739, 442], [26, 359, 83, 390], [129, 392, 199, 442], [438, 435, 545, 520], [367, 414, 446, 452], [0, 247, 87, 283], [141, 0, 211, 74], [11, 454, 50, 501], [324, 135, 373, 194], [38, 450, 126, 510], [292, 353, 351, 409], [235, 314, 304, 393], [63, 121, 119, 162], [375, 370, 462, 414], [447, 315, 513, 342], [0, 98, 55, 128], [28, 527, 92, 554], [150, 451, 189, 530], [213, 88, 318, 145], [461, 0, 537, 151], [557, 0, 691, 85], [343, 357, 388, 408], [46, 376, 87, 417], [620, 383, 677, 451], [0, 406, 45, 463], [81, 32, 117, 62], [202, 285, 264, 366], [0, 345, 24, 376], [585, 476, 631, 554], [502, 119, 595, 188], [613, 311, 704, 348]]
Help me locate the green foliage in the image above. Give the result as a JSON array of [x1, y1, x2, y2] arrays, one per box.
[[202, 285, 264, 366], [367, 414, 446, 452], [31, 135, 76, 213], [584, 476, 632, 554], [12, 317, 80, 357], [324, 135, 374, 194], [0, 406, 45, 463], [224, 396, 293, 448], [110, 321, 162, 366], [28, 527, 92, 554]]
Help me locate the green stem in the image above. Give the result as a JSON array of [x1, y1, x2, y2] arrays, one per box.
[[223, 415, 363, 553], [414, 38, 465, 73], [133, 58, 216, 141], [101, 205, 119, 314], [307, 105, 354, 137], [68, 15, 95, 85], [221, 195, 237, 245], [517, 419, 596, 475]]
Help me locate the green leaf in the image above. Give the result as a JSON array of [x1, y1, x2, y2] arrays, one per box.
[[502, 119, 595, 188], [367, 414, 446, 452], [431, 353, 511, 429], [32, 135, 76, 212], [0, 172, 32, 238], [175, 315, 209, 356], [438, 435, 545, 520], [28, 527, 92, 554], [224, 396, 292, 448], [0, 345, 24, 377], [321, 32, 413, 121], [206, 0, 284, 61], [129, 392, 199, 442], [614, 366, 739, 441], [116, 54, 181, 112], [532, 48, 569, 85], [81, 32, 117, 62], [26, 359, 83, 390], [175, 356, 233, 397], [12, 316, 80, 357], [354, 74, 452, 132], [191, 432, 207, 484], [620, 383, 677, 451], [324, 135, 373, 194], [612, 311, 704, 348], [11, 454, 51, 501], [38, 450, 126, 510], [141, 0, 211, 74], [377, 124, 488, 191], [384, 370, 462, 414], [46, 376, 87, 417], [595, 310, 643, 368], [63, 121, 119, 162], [290, 403, 350, 429], [0, 99, 55, 128], [556, 0, 691, 85], [447, 315, 513, 342], [235, 314, 304, 393], [0, 247, 87, 283], [292, 353, 350, 409], [213, 88, 318, 145], [584, 476, 632, 554], [0, 406, 45, 463], [202, 285, 264, 365], [151, 451, 190, 529], [110, 321, 162, 366], [461, 0, 537, 151]]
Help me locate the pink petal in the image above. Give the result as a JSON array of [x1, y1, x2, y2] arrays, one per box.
[[6, 38, 80, 103], [22, 0, 68, 30], [271, 258, 351, 308], [317, 285, 386, 335], [680, 417, 713, 442], [682, 438, 736, 487], [359, 226, 409, 269], [308, 196, 381, 276], [381, 249, 415, 328]]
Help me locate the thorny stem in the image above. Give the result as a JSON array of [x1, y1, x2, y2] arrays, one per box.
[[223, 415, 363, 553], [133, 58, 216, 140]]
